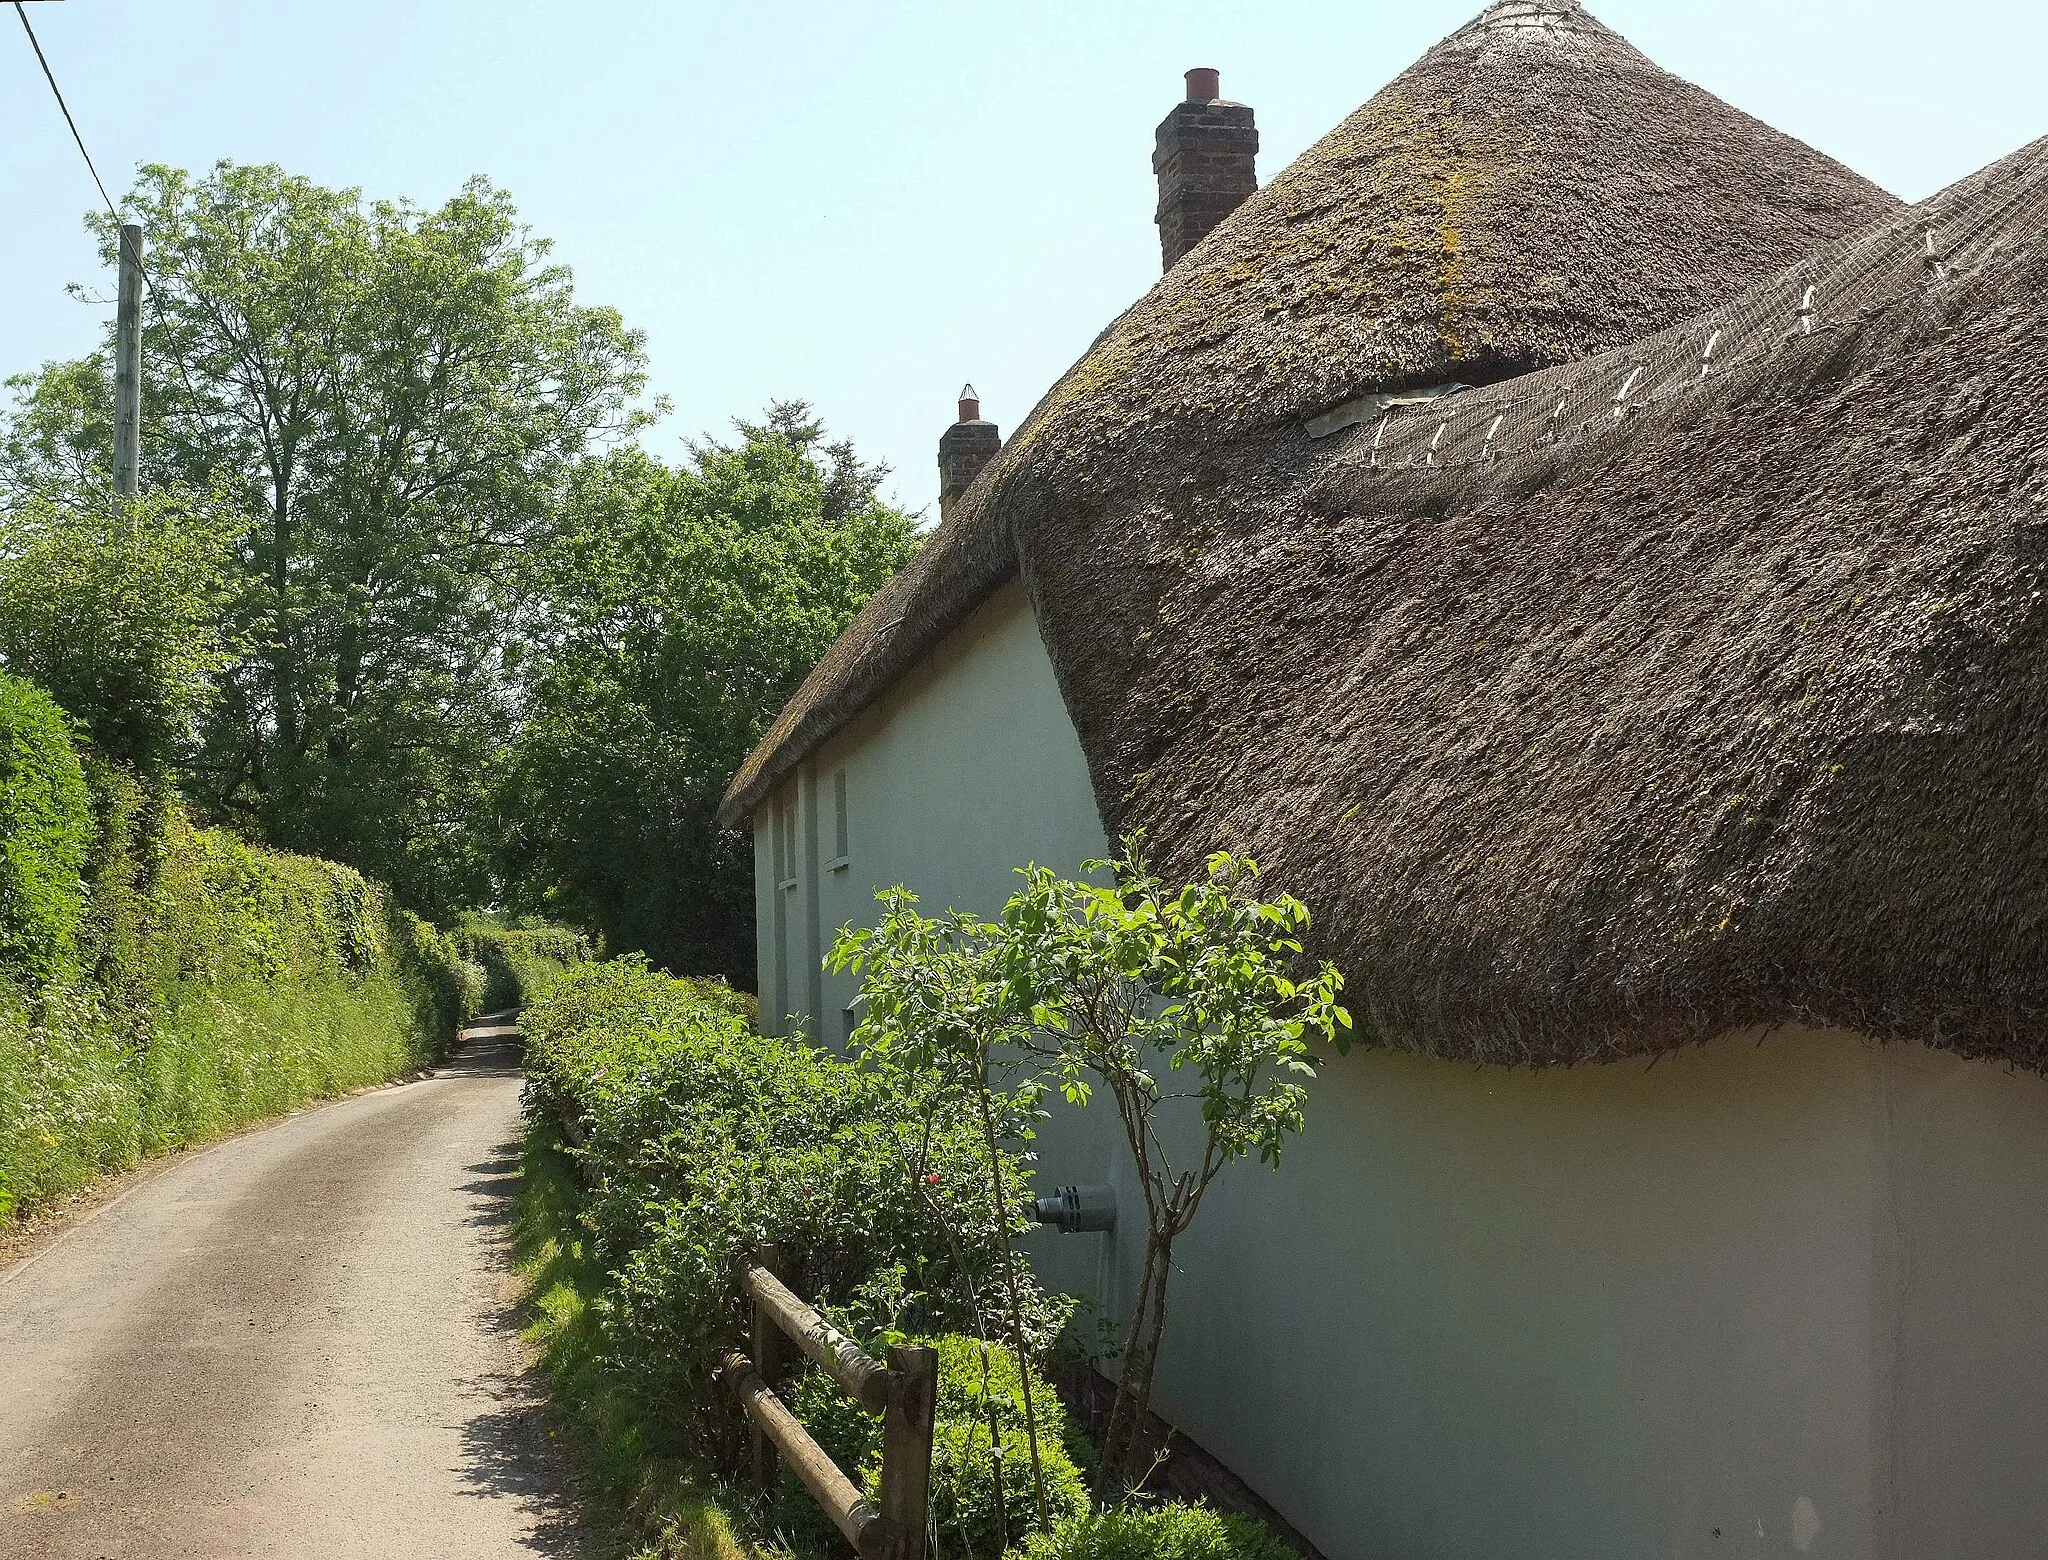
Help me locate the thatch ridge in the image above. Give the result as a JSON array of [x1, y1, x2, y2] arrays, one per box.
[[1023, 134, 2048, 1069], [718, 0, 1896, 829]]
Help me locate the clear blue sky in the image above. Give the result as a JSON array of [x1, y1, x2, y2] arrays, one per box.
[[4, 1, 2044, 519]]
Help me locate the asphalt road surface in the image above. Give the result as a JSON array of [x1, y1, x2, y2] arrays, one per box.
[[0, 1023, 584, 1559]]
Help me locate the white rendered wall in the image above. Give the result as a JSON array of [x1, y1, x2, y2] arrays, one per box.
[[748, 585, 2048, 1559], [1127, 1026, 2048, 1559], [751, 575, 1110, 1040]]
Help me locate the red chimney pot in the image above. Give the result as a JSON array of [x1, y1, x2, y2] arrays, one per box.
[[1184, 67, 1221, 103], [957, 382, 981, 423]]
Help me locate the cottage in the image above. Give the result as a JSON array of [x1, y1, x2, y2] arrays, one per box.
[[721, 4, 2048, 1555]]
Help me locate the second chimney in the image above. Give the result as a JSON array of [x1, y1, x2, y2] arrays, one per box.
[[1153, 68, 1258, 271], [938, 384, 1001, 523]]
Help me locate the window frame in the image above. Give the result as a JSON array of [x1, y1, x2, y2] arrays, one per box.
[[825, 768, 851, 872]]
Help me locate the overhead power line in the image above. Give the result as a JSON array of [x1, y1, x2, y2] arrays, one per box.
[[12, 0, 121, 222]]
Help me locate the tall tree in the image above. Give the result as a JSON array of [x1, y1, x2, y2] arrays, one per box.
[[1, 162, 653, 914], [0, 491, 236, 786], [495, 405, 918, 981]]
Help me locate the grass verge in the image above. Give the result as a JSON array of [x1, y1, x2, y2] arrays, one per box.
[[512, 1112, 755, 1560]]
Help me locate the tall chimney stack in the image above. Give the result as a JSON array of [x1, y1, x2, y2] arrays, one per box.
[[1153, 68, 1258, 271], [937, 384, 1001, 523]]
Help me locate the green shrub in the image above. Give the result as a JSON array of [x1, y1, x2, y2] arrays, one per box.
[[390, 909, 486, 1049], [0, 981, 136, 1221], [782, 1337, 1091, 1560], [511, 1114, 759, 1560], [0, 782, 481, 1226], [1022, 1504, 1297, 1560], [0, 671, 91, 980], [925, 1416, 1093, 1560], [520, 960, 1061, 1474], [452, 915, 591, 1011], [0, 492, 234, 780]]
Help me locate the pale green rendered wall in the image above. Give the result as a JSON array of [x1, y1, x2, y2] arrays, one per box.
[[751, 582, 2048, 1560], [751, 576, 1110, 1041]]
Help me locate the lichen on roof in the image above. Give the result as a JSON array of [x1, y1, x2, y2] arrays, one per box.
[[720, 0, 1899, 847], [1026, 134, 2048, 1070]]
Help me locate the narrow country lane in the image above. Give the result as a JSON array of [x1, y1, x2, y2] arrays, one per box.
[[0, 1022, 583, 1559]]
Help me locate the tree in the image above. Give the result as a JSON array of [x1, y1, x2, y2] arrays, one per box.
[[0, 161, 653, 915], [0, 491, 237, 785], [829, 885, 1061, 1537], [495, 405, 918, 980], [833, 845, 1350, 1495], [0, 358, 113, 507]]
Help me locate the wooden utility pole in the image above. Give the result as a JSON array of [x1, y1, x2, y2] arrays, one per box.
[[113, 222, 143, 499]]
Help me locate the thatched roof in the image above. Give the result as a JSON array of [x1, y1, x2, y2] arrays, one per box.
[[726, 10, 2048, 1073], [1026, 134, 2048, 1068], [721, 0, 1894, 829]]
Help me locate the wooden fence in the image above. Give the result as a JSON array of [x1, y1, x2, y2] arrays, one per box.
[[722, 1253, 937, 1560]]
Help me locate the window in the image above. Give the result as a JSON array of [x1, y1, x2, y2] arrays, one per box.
[[827, 769, 850, 870], [776, 793, 798, 890], [840, 1003, 859, 1049], [770, 788, 792, 1031]]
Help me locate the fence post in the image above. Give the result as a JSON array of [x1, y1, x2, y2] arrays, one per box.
[[879, 1343, 938, 1560], [752, 1244, 788, 1493]]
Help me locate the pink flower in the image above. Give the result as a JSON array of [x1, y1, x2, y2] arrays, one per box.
[[925, 1171, 941, 1185]]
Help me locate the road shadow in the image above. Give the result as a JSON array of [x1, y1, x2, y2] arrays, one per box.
[[462, 1150, 522, 1233], [444, 1028, 527, 1079], [450, 1029, 600, 1558], [456, 1387, 593, 1559]]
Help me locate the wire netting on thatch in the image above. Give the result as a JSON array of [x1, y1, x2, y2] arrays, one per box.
[[1329, 136, 2048, 476], [717, 0, 1897, 830]]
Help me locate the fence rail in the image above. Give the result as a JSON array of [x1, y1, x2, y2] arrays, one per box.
[[724, 1252, 937, 1560]]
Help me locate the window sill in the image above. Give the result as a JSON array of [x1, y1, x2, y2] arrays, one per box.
[[777, 878, 799, 892], [824, 856, 851, 873]]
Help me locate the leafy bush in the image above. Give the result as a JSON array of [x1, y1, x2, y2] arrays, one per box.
[[452, 915, 592, 1011], [0, 671, 91, 980], [0, 784, 481, 1225], [391, 909, 486, 1049], [0, 982, 134, 1222], [515, 961, 1304, 1560], [0, 492, 235, 779], [1021, 1504, 1298, 1560], [925, 1416, 1093, 1560], [782, 1337, 1091, 1560], [839, 848, 1348, 1492], [520, 960, 1061, 1473]]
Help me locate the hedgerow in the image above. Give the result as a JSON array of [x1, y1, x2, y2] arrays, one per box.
[[522, 961, 1062, 1471], [0, 671, 92, 981], [516, 960, 1290, 1560], [453, 915, 593, 1012], [0, 723, 488, 1224]]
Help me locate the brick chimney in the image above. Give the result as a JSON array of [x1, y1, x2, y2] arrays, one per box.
[[1153, 67, 1258, 270], [937, 384, 1001, 522]]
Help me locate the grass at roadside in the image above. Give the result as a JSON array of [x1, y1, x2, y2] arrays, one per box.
[[511, 1113, 755, 1560]]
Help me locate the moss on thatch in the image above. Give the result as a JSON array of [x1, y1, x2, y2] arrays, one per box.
[[1026, 134, 2048, 1069], [720, 1, 1895, 833], [725, 5, 2048, 1075]]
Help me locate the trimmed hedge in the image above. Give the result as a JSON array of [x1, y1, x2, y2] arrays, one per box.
[[0, 671, 92, 980], [517, 960, 1300, 1560], [0, 747, 484, 1225], [521, 961, 1056, 1470], [453, 917, 592, 1012]]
